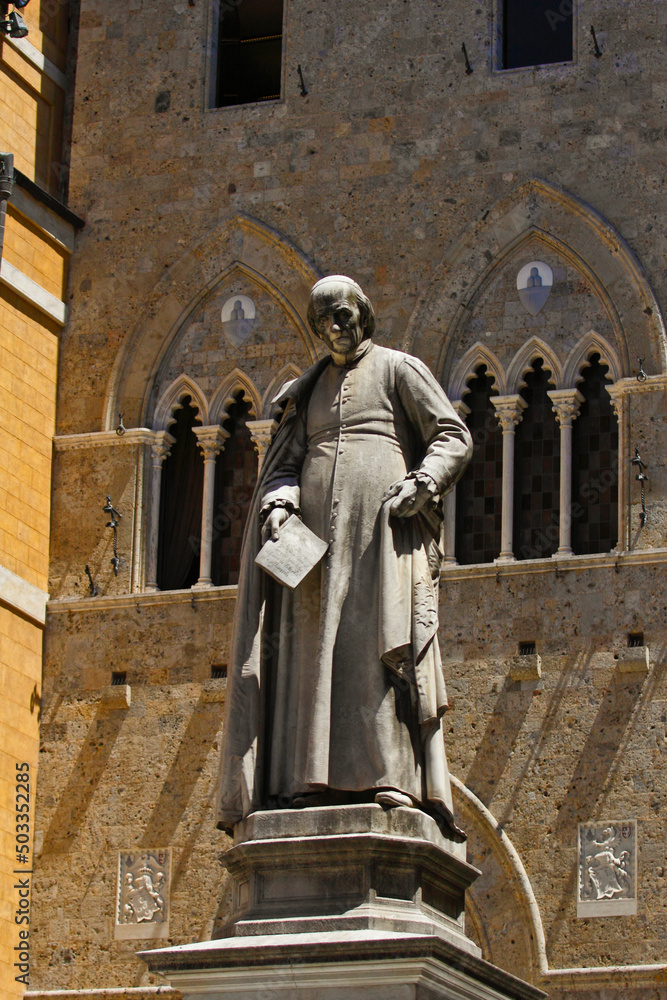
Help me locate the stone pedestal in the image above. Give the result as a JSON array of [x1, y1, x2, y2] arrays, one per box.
[[140, 805, 546, 1000], [220, 804, 478, 948]]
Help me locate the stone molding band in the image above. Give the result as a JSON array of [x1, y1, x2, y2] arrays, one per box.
[[45, 548, 667, 615], [0, 563, 49, 625], [5, 33, 69, 91], [10, 184, 76, 253], [0, 258, 67, 326], [54, 429, 163, 451]]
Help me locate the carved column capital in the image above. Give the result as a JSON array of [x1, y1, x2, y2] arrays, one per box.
[[150, 431, 176, 465], [247, 419, 278, 470], [193, 424, 230, 461], [491, 394, 527, 434], [605, 381, 624, 419], [547, 388, 585, 427]]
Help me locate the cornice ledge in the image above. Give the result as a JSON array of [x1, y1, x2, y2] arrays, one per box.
[[608, 374, 667, 396], [54, 428, 159, 451], [441, 548, 667, 581], [25, 988, 179, 998], [47, 585, 238, 614], [542, 963, 667, 987]]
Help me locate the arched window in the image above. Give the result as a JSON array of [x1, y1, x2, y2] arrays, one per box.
[[456, 366, 502, 565], [571, 355, 619, 554], [514, 359, 560, 560], [157, 397, 204, 590], [211, 393, 258, 586]]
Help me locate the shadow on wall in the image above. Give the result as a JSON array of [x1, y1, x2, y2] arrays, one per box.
[[41, 706, 128, 855], [554, 667, 650, 838], [493, 652, 596, 829], [546, 649, 664, 958], [140, 694, 226, 849], [464, 677, 535, 808]]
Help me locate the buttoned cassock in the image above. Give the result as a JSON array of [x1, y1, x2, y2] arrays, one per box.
[[217, 342, 472, 830]]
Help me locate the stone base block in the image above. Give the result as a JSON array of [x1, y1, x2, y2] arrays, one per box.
[[141, 929, 547, 1000], [218, 804, 479, 952]]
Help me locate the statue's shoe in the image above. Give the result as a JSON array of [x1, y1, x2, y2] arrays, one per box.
[[374, 790, 414, 808]]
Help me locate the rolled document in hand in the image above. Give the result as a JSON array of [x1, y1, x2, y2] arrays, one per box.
[[255, 514, 329, 589]]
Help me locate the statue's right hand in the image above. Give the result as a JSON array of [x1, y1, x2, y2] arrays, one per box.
[[263, 506, 291, 542]]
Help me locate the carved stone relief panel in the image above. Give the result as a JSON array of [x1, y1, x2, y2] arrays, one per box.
[[115, 849, 171, 939], [221, 294, 256, 348], [516, 261, 553, 316], [577, 821, 637, 917]]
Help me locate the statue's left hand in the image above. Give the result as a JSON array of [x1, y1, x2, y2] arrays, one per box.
[[383, 478, 432, 518]]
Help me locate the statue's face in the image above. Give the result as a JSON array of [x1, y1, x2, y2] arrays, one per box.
[[310, 283, 365, 356]]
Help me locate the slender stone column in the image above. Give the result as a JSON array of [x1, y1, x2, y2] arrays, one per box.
[[443, 400, 470, 565], [247, 418, 277, 474], [548, 388, 584, 557], [606, 382, 626, 551], [145, 431, 176, 592], [491, 395, 527, 563], [193, 425, 230, 588]]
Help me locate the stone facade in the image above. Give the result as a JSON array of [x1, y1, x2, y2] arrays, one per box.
[[26, 1, 667, 999]]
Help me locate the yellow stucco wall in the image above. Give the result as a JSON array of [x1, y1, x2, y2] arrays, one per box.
[[0, 3, 68, 197], [4, 207, 68, 300], [0, 290, 59, 592], [0, 287, 62, 998], [0, 3, 72, 995], [0, 607, 41, 996]]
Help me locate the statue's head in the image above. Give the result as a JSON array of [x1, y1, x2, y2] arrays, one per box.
[[307, 275, 376, 358]]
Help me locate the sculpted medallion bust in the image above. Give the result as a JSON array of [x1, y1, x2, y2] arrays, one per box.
[[217, 276, 472, 837]]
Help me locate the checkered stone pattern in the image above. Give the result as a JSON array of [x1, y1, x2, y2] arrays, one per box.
[[514, 360, 561, 561], [456, 369, 503, 565], [572, 356, 619, 555], [212, 394, 258, 586]]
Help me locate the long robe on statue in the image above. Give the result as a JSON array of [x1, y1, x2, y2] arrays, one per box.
[[217, 341, 472, 830]]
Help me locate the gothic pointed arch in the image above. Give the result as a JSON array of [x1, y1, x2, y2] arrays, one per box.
[[448, 343, 506, 401], [102, 214, 322, 431], [210, 369, 262, 425], [563, 330, 622, 388], [506, 337, 562, 393], [405, 178, 666, 384], [153, 374, 209, 431], [451, 776, 547, 981]]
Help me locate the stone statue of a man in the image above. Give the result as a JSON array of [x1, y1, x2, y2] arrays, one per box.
[[217, 276, 472, 836]]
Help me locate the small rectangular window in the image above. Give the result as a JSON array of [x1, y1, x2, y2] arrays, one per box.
[[215, 0, 284, 108], [627, 633, 644, 648], [211, 664, 228, 679], [519, 641, 536, 656], [111, 671, 127, 686], [501, 0, 573, 70]]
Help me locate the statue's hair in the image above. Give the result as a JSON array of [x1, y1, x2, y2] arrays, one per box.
[[307, 275, 376, 340]]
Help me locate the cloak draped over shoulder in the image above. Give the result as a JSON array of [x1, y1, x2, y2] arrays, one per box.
[[217, 343, 472, 830]]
